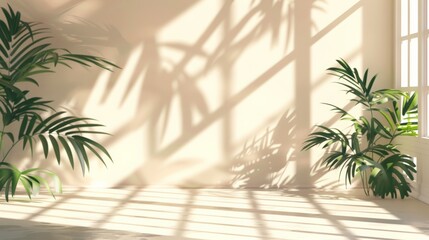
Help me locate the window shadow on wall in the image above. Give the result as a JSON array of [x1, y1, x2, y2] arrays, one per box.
[[5, 0, 373, 189], [9, 0, 299, 186]]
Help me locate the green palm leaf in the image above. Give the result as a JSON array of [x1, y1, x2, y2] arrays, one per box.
[[0, 5, 117, 88], [0, 5, 117, 201], [303, 59, 418, 199], [368, 154, 416, 199], [0, 162, 61, 202], [14, 112, 112, 175]]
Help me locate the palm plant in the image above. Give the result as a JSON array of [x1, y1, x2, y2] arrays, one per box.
[[303, 59, 418, 199], [0, 5, 117, 201]]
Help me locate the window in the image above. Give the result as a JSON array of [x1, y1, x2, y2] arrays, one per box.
[[396, 0, 429, 194], [397, 0, 428, 137]]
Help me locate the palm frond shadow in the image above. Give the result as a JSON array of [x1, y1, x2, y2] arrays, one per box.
[[6, 1, 329, 187], [93, 0, 301, 166]]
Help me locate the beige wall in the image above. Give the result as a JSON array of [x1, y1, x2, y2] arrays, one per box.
[[396, 134, 429, 203], [8, 0, 394, 189]]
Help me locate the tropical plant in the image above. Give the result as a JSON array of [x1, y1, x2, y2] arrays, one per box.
[[0, 5, 117, 201], [302, 59, 418, 199]]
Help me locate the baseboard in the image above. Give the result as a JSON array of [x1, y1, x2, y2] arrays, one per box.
[[417, 191, 429, 205]]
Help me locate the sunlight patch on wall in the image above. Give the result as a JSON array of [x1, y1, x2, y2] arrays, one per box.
[[81, 124, 146, 187], [159, 1, 221, 47], [311, 0, 361, 38], [232, 62, 296, 144], [75, 44, 148, 187], [308, 1, 364, 189], [145, 120, 225, 187], [64, 1, 101, 19], [84, 43, 144, 124]]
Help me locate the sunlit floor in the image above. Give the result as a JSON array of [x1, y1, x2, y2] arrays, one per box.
[[0, 188, 428, 240]]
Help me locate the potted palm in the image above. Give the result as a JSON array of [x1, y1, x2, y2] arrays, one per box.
[[0, 5, 117, 201], [303, 59, 417, 199]]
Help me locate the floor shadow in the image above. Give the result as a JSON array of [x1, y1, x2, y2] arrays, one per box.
[[0, 218, 158, 240], [1, 188, 428, 240]]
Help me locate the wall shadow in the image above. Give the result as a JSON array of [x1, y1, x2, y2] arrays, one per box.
[[0, 0, 395, 190], [230, 110, 297, 188], [97, 0, 298, 187]]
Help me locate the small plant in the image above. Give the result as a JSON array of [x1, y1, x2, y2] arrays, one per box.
[[0, 5, 117, 201], [302, 59, 418, 199]]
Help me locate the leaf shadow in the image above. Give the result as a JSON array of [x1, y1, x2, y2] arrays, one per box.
[[230, 110, 297, 188]]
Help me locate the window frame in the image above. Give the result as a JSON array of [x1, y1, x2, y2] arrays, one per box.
[[396, 0, 429, 139]]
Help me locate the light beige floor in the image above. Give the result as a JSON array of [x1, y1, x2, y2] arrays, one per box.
[[0, 188, 428, 240]]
